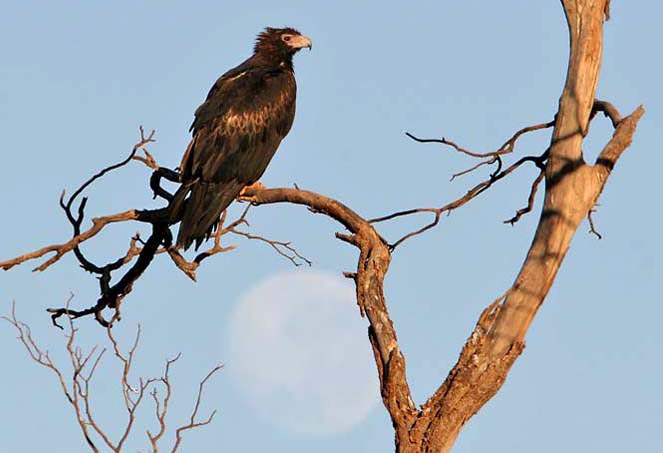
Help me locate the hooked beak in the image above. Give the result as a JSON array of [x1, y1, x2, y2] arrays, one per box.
[[290, 34, 312, 51]]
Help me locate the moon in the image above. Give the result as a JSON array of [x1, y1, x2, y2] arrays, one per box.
[[226, 269, 380, 435]]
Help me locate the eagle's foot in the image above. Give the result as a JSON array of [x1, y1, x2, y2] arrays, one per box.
[[239, 181, 267, 196]]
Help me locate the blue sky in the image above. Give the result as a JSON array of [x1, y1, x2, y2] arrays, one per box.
[[1, 1, 661, 452]]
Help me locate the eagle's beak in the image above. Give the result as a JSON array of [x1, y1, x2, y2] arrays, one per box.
[[291, 34, 313, 51]]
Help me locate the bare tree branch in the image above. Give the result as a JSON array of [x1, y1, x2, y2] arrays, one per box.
[[2, 298, 102, 452], [504, 168, 546, 225], [406, 119, 553, 159], [3, 302, 222, 453], [239, 186, 418, 434], [229, 228, 312, 266], [147, 354, 179, 449], [0, 209, 140, 272], [1, 128, 309, 324], [171, 365, 223, 453], [369, 149, 549, 250]]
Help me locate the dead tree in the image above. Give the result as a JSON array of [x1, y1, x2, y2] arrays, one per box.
[[3, 300, 221, 453], [1, 1, 642, 451]]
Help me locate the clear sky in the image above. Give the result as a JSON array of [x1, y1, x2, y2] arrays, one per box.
[[1, 1, 661, 452]]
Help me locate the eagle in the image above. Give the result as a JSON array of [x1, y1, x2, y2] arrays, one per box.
[[173, 27, 312, 250]]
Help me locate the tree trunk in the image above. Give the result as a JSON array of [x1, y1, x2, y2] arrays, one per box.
[[357, 1, 643, 451]]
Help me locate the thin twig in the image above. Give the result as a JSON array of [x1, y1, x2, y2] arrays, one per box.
[[171, 365, 223, 453], [147, 354, 180, 450], [373, 150, 549, 250], [407, 120, 554, 159], [588, 207, 602, 239], [229, 228, 312, 266], [504, 169, 545, 225], [63, 126, 155, 217]]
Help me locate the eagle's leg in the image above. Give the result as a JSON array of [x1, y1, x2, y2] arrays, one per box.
[[239, 181, 267, 197]]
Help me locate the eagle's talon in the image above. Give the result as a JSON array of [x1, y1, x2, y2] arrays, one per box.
[[240, 181, 267, 196]]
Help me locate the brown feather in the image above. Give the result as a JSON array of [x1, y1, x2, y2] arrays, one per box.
[[175, 27, 309, 250]]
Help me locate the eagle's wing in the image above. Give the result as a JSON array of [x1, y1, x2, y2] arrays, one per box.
[[181, 62, 296, 184], [189, 60, 258, 132], [175, 60, 296, 249]]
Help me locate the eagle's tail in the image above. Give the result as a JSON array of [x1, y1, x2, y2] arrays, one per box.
[[175, 180, 244, 251]]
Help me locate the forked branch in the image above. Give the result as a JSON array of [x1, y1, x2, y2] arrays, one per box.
[[3, 301, 221, 453], [1, 128, 309, 325]]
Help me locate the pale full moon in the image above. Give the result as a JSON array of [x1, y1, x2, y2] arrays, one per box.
[[226, 269, 380, 435]]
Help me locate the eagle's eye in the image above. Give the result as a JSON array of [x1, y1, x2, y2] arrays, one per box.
[[282, 34, 292, 42]]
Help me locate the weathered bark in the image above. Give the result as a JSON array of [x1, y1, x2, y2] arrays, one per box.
[[250, 2, 642, 452], [226, 3, 644, 451], [240, 187, 419, 448], [489, 0, 610, 356], [389, 1, 643, 451]]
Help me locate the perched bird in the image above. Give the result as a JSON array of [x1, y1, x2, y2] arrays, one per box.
[[174, 27, 312, 250]]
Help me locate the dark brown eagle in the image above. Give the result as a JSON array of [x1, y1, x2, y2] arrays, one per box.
[[173, 27, 312, 250]]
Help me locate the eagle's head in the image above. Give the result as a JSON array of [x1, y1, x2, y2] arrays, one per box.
[[254, 27, 312, 60]]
